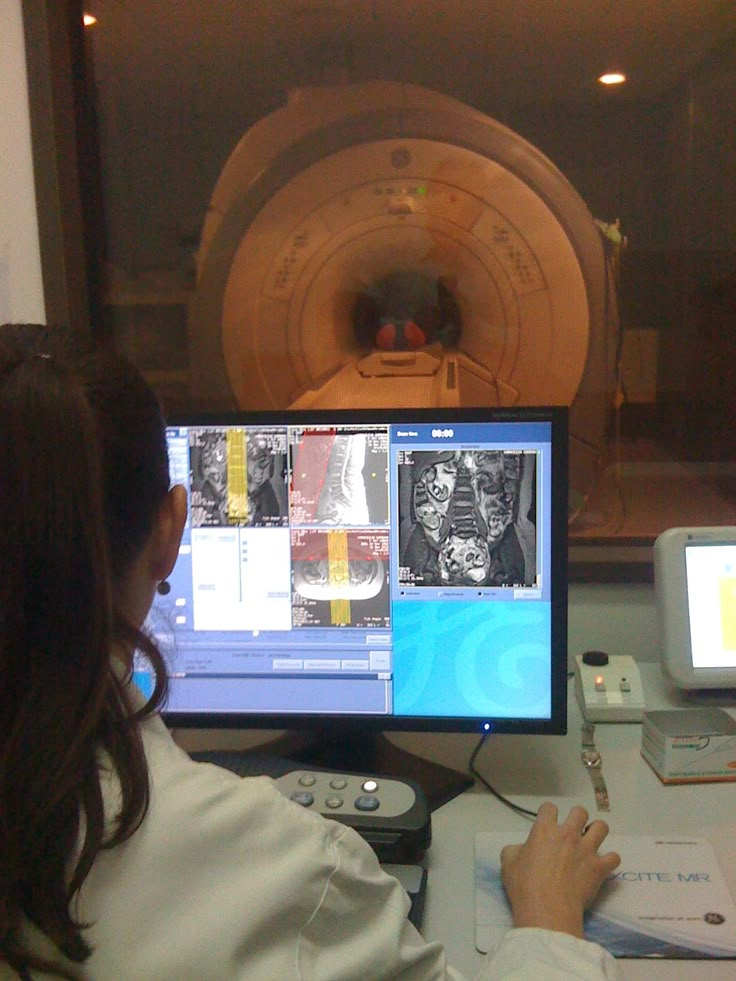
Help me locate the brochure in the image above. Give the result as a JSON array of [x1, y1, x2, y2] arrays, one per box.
[[475, 833, 736, 958]]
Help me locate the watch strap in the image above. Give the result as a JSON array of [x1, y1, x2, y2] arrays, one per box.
[[581, 724, 610, 812]]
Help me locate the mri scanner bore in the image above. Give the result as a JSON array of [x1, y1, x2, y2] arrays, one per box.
[[189, 82, 618, 503]]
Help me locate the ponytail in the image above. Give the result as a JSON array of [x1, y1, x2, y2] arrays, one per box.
[[0, 328, 171, 974]]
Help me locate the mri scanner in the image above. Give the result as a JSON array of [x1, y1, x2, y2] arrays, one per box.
[[189, 82, 617, 503]]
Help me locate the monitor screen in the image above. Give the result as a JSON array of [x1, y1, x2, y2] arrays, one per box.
[[145, 407, 568, 739], [685, 541, 736, 672]]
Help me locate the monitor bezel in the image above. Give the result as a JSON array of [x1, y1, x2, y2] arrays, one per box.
[[159, 405, 569, 736]]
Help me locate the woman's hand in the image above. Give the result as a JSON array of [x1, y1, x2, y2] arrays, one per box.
[[500, 802, 621, 939]]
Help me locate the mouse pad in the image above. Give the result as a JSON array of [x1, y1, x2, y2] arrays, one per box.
[[475, 833, 736, 959]]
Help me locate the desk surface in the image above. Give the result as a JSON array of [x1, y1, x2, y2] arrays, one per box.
[[422, 663, 736, 979]]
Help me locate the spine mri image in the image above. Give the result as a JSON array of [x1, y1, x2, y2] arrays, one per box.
[[189, 428, 288, 528], [289, 428, 391, 628]]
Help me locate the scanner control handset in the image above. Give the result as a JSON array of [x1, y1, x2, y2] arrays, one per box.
[[275, 769, 431, 863]]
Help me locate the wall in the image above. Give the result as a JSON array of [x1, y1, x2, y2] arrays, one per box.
[[569, 582, 659, 661], [0, 0, 45, 324]]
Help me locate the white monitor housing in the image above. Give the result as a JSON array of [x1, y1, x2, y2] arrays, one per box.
[[654, 527, 736, 691]]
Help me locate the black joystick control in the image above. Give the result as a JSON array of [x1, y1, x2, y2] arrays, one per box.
[[582, 650, 609, 667]]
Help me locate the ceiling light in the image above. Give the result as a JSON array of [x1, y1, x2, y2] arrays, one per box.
[[83, 13, 97, 27], [598, 72, 626, 86]]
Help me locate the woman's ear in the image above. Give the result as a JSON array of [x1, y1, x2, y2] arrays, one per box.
[[150, 484, 187, 582]]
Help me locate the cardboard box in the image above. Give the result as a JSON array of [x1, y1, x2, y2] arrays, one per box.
[[641, 708, 736, 784]]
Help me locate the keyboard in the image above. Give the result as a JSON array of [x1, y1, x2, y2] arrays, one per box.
[[189, 748, 296, 778], [382, 863, 428, 930]]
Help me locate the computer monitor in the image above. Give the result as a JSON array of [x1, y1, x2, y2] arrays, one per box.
[[654, 526, 736, 693], [145, 406, 568, 803]]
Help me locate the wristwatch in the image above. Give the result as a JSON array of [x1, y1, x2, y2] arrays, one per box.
[[581, 723, 610, 812]]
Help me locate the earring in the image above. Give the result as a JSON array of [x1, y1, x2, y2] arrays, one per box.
[[156, 580, 171, 595]]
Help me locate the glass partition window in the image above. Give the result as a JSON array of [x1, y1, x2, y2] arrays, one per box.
[[34, 2, 736, 573]]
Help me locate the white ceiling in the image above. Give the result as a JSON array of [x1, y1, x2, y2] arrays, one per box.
[[87, 0, 736, 108]]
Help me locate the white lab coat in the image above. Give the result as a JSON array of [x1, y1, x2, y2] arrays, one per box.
[[6, 713, 622, 979]]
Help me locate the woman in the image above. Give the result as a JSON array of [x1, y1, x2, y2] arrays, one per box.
[[0, 324, 621, 979]]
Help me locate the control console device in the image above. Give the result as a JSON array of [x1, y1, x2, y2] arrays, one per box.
[[275, 768, 431, 863], [574, 651, 645, 722]]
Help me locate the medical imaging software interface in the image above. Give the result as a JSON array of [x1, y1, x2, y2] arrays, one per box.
[[147, 416, 556, 722]]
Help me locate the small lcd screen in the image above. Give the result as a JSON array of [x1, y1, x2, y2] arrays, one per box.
[[146, 408, 567, 731], [685, 542, 736, 670]]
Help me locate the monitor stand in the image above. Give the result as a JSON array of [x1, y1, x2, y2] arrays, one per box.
[[261, 729, 473, 812]]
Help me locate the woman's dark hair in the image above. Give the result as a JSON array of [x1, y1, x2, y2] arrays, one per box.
[[0, 325, 171, 976]]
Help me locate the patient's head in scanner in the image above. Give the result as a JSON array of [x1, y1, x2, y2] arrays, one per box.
[[353, 270, 461, 352]]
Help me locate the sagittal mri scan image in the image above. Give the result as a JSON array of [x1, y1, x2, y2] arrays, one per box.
[[398, 449, 537, 587], [290, 429, 388, 526]]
